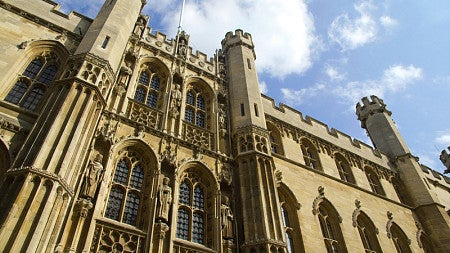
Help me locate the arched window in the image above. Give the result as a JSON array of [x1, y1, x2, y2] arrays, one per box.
[[335, 154, 356, 184], [4, 57, 59, 111], [267, 123, 284, 155], [184, 87, 208, 128], [300, 138, 321, 170], [356, 212, 382, 253], [318, 201, 347, 253], [134, 69, 161, 108], [105, 154, 145, 227], [390, 223, 412, 253], [365, 167, 385, 196], [176, 179, 206, 245], [279, 186, 305, 253]]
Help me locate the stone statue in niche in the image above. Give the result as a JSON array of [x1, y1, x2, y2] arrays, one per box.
[[118, 63, 133, 86], [169, 84, 182, 118], [221, 196, 234, 239], [81, 154, 104, 199], [133, 16, 147, 37], [157, 177, 172, 222]]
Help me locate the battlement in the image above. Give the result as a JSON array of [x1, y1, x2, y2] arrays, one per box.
[[440, 147, 450, 173], [221, 29, 255, 52], [143, 29, 217, 76], [356, 95, 392, 128], [261, 94, 391, 168], [3, 0, 93, 37]]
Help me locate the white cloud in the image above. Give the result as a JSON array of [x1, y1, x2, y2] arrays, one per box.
[[334, 64, 423, 103], [146, 0, 319, 78], [281, 83, 326, 106], [436, 133, 450, 145], [380, 16, 398, 28], [325, 65, 345, 81], [328, 0, 378, 50], [259, 81, 268, 94]]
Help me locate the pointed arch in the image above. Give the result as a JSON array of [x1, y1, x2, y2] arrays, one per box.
[[267, 122, 284, 155], [334, 153, 356, 184], [183, 77, 215, 130], [278, 184, 305, 253], [174, 161, 219, 249], [299, 137, 322, 171], [354, 211, 382, 253], [388, 222, 412, 253], [364, 166, 385, 196], [316, 199, 347, 253], [133, 57, 170, 110], [1, 40, 68, 112]]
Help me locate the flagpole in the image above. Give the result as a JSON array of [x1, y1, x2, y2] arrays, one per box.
[[177, 0, 186, 34]]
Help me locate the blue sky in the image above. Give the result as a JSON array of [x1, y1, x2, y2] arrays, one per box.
[[58, 0, 450, 173]]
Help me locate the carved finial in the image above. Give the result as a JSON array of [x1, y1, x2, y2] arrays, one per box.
[[355, 199, 361, 209], [318, 186, 325, 196], [18, 41, 28, 49], [440, 147, 450, 174], [387, 211, 393, 220]]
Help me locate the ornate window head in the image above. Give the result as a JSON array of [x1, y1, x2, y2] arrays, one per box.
[[176, 178, 206, 245], [4, 54, 59, 111], [318, 201, 347, 253], [335, 154, 356, 184], [389, 223, 412, 253], [134, 67, 162, 108], [267, 122, 284, 155], [300, 138, 322, 170], [355, 212, 382, 253], [105, 152, 146, 227], [278, 186, 305, 253], [364, 167, 385, 196], [184, 85, 210, 129]]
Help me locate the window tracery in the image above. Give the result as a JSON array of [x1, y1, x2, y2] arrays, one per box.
[[389, 223, 412, 253], [335, 154, 356, 184], [300, 138, 322, 170], [134, 67, 162, 109], [356, 212, 382, 253], [4, 55, 59, 111], [184, 85, 209, 129], [105, 152, 146, 227], [176, 178, 207, 245], [318, 201, 347, 253], [365, 167, 385, 196]]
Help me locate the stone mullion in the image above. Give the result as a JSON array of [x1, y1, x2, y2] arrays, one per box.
[[47, 193, 70, 253]]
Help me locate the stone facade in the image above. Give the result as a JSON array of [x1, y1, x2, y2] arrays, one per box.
[[0, 1, 449, 252]]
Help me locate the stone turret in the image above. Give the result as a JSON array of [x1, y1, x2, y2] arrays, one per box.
[[356, 95, 410, 158], [440, 148, 450, 174], [357, 95, 450, 252]]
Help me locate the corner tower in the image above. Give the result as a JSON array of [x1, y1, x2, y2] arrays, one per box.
[[0, 1, 145, 252], [357, 95, 450, 252], [222, 30, 286, 253]]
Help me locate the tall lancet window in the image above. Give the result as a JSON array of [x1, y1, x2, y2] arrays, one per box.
[[5, 56, 59, 111], [185, 86, 208, 128], [134, 69, 161, 108]]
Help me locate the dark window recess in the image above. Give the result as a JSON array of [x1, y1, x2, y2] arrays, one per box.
[[247, 58, 252, 69], [240, 104, 245, 116], [101, 36, 110, 49], [254, 103, 259, 117]]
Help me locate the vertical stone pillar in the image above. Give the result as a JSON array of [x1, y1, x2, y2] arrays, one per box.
[[67, 199, 93, 253], [154, 221, 170, 253]]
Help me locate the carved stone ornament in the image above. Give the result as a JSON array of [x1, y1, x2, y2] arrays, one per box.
[[220, 163, 233, 185], [18, 41, 28, 49], [312, 186, 325, 215], [386, 211, 394, 238], [352, 199, 362, 227]]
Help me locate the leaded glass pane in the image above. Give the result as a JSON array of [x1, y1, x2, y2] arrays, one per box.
[[196, 112, 205, 128], [150, 76, 160, 90], [146, 92, 158, 108], [138, 72, 149, 85], [130, 164, 144, 190], [134, 87, 146, 103], [23, 59, 43, 78], [5, 80, 28, 104], [22, 87, 45, 111], [185, 108, 194, 123], [113, 159, 129, 185], [186, 91, 195, 105], [286, 232, 294, 253], [179, 181, 190, 205], [176, 209, 189, 240], [196, 95, 205, 110], [105, 187, 124, 221], [123, 191, 140, 226], [193, 186, 204, 209], [38, 65, 57, 84], [282, 206, 290, 227], [192, 212, 204, 244]]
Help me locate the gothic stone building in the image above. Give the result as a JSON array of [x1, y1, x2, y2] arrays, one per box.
[[0, 1, 449, 252]]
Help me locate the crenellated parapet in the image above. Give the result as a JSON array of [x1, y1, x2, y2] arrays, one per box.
[[440, 147, 450, 173], [356, 95, 392, 128], [221, 29, 255, 57]]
